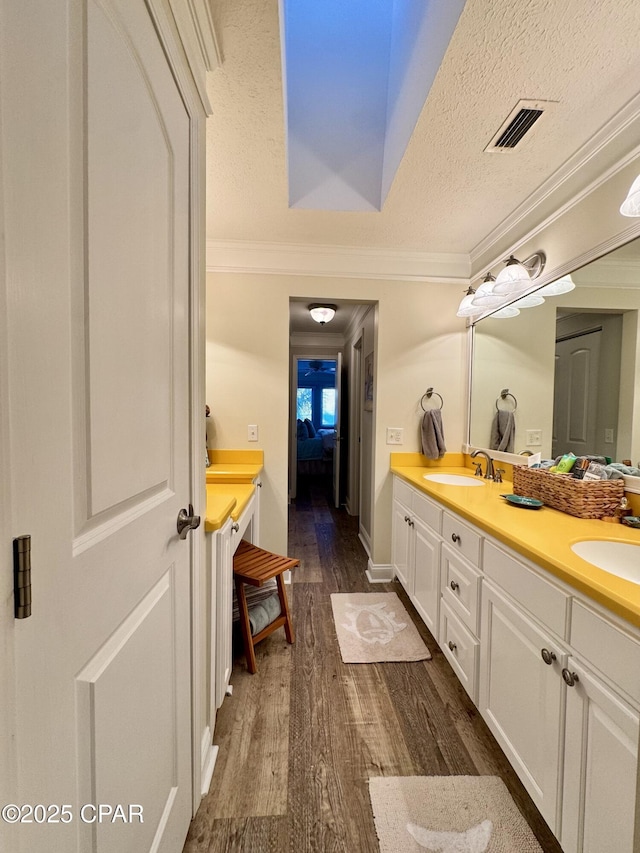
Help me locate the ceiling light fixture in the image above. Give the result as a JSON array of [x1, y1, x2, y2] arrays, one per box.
[[308, 303, 337, 325], [620, 175, 640, 217]]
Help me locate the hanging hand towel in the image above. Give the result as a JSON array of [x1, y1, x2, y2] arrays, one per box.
[[490, 410, 515, 452], [421, 409, 446, 460]]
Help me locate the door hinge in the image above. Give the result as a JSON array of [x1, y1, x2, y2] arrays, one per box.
[[13, 535, 32, 619]]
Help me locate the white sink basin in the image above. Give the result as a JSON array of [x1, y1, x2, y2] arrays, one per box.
[[571, 540, 640, 584], [423, 473, 485, 487]]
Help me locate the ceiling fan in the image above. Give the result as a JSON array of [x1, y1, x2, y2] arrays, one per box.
[[303, 360, 336, 376]]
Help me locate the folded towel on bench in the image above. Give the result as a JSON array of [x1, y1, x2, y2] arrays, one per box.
[[247, 592, 282, 636]]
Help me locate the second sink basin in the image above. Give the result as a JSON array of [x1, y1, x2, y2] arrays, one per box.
[[571, 540, 640, 584], [423, 473, 485, 487]]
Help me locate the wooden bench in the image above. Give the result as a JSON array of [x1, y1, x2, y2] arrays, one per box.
[[232, 540, 298, 673]]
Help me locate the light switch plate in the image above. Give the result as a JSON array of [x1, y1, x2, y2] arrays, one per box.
[[604, 428, 614, 443], [248, 424, 258, 442], [386, 427, 403, 445], [526, 429, 542, 446]]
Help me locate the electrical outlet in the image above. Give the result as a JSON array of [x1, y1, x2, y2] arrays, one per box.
[[526, 429, 542, 446], [248, 424, 258, 442], [386, 427, 403, 445], [604, 428, 614, 444]]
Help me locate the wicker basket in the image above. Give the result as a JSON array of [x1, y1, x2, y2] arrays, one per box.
[[512, 465, 624, 519]]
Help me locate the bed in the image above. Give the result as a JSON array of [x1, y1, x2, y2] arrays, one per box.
[[296, 419, 335, 474]]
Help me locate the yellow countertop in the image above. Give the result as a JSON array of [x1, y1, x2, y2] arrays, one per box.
[[391, 463, 640, 628], [204, 483, 255, 532], [205, 449, 264, 484]]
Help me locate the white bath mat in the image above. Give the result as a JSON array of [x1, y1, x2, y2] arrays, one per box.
[[330, 592, 431, 663], [368, 775, 543, 852]]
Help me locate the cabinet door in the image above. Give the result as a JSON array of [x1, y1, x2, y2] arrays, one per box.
[[392, 498, 413, 593], [479, 581, 565, 831], [561, 659, 639, 853], [412, 518, 441, 639]]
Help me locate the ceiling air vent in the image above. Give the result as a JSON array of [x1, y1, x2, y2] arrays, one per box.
[[485, 100, 555, 153]]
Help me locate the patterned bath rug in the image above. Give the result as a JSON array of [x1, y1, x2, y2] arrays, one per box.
[[330, 592, 431, 663], [369, 776, 543, 853]]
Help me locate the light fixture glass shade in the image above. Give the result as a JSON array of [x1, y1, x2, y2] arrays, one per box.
[[513, 292, 545, 308], [492, 256, 531, 295], [536, 274, 575, 296], [456, 287, 481, 318], [471, 274, 504, 308], [490, 305, 520, 319], [620, 175, 640, 217], [308, 303, 337, 324]]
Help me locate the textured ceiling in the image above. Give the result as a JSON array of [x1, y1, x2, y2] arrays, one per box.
[[206, 0, 640, 255]]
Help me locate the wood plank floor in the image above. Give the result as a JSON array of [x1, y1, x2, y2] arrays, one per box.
[[184, 473, 564, 853]]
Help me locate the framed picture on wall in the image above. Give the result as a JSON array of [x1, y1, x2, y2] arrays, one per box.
[[364, 352, 374, 412]]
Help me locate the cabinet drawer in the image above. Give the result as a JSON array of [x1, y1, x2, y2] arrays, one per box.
[[440, 601, 479, 703], [483, 540, 569, 639], [570, 600, 640, 704], [442, 513, 481, 566], [412, 490, 442, 533], [393, 477, 414, 509], [441, 544, 481, 635]]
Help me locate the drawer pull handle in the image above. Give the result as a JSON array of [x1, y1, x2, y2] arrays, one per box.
[[451, 533, 461, 544], [408, 519, 414, 527], [541, 648, 556, 665], [231, 523, 239, 533], [450, 580, 460, 592], [404, 515, 410, 524], [448, 641, 457, 653], [562, 668, 579, 687]]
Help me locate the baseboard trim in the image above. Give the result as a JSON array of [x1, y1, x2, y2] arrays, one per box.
[[200, 731, 219, 797], [366, 561, 394, 583]]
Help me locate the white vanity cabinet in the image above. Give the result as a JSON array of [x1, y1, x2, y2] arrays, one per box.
[[390, 474, 640, 853], [391, 477, 442, 639], [480, 539, 640, 852]]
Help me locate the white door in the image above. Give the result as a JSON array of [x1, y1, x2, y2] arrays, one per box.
[[2, 2, 196, 852], [333, 352, 343, 507], [553, 331, 601, 458]]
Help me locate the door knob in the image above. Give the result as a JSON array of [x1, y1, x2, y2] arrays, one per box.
[[177, 504, 201, 539]]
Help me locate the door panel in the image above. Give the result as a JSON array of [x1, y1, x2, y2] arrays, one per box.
[[3, 2, 194, 851]]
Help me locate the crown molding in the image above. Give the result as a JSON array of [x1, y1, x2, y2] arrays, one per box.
[[471, 92, 640, 268], [206, 240, 470, 282]]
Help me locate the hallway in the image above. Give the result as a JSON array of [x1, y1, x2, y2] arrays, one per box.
[[184, 475, 563, 852]]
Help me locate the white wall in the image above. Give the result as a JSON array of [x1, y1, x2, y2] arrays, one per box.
[[206, 272, 465, 563]]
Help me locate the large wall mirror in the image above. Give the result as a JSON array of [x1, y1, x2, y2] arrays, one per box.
[[469, 238, 640, 468]]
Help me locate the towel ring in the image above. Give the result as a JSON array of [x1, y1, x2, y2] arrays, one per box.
[[421, 388, 443, 411], [496, 389, 518, 411]]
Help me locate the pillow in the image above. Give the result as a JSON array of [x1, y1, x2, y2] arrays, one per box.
[[296, 419, 309, 440], [304, 418, 317, 437]]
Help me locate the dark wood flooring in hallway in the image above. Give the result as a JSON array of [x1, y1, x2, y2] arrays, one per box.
[[183, 473, 563, 853]]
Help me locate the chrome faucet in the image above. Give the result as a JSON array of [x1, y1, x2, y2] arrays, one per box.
[[471, 449, 495, 480]]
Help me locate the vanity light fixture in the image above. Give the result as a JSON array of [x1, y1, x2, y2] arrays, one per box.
[[490, 305, 520, 319], [471, 273, 505, 308], [456, 287, 482, 317], [620, 175, 640, 217], [513, 291, 545, 308], [308, 303, 337, 325], [536, 274, 575, 296], [492, 255, 532, 295]]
